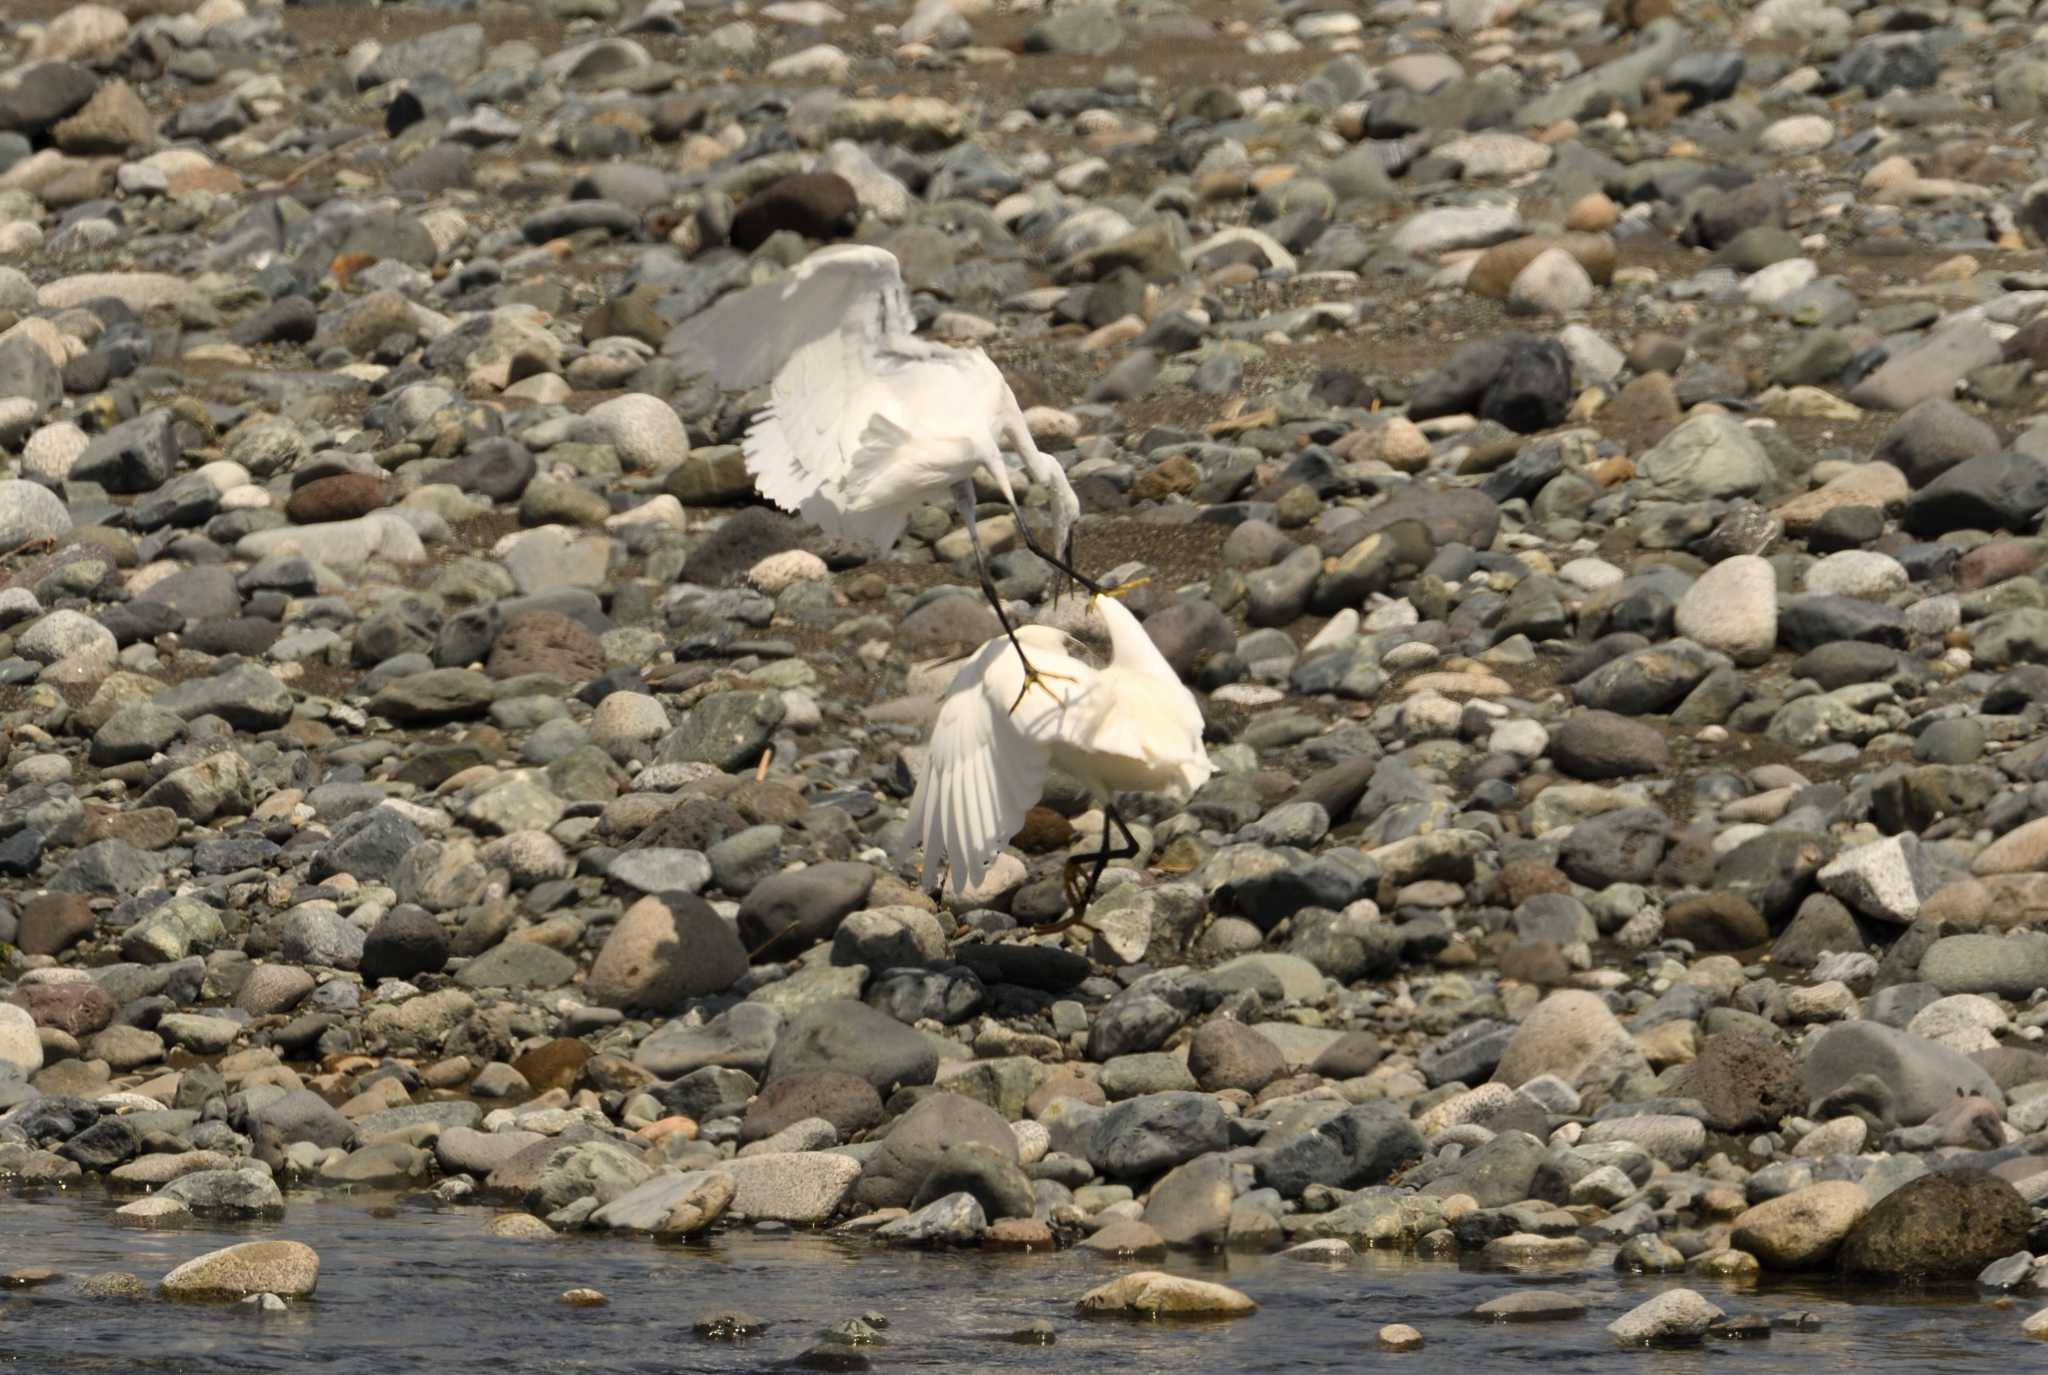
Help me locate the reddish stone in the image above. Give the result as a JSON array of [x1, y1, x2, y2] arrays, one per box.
[[1956, 540, 2044, 593], [286, 473, 390, 524], [10, 982, 117, 1037]]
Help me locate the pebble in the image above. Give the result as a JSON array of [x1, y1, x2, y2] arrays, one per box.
[[0, 2, 2037, 1360]]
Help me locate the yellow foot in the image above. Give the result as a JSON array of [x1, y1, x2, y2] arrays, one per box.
[[1090, 576, 1151, 605], [1009, 665, 1076, 715]]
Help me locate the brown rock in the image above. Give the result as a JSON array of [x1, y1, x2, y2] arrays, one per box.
[[1565, 192, 1619, 233], [630, 795, 745, 852], [1605, 0, 1674, 27], [983, 1217, 1055, 1249], [1498, 938, 1572, 986], [1467, 233, 1616, 299], [286, 474, 389, 525], [1131, 454, 1201, 502], [50, 79, 153, 156], [1774, 463, 1910, 533], [897, 594, 1002, 648], [1014, 805, 1075, 854], [1666, 1030, 1805, 1132], [164, 165, 241, 197], [586, 894, 749, 1012], [582, 286, 665, 346], [1024, 1068, 1106, 1117], [16, 893, 95, 957], [329, 289, 417, 353], [729, 172, 860, 252], [2003, 316, 2048, 368], [1839, 1169, 2033, 1277], [35, 158, 117, 208], [1187, 1019, 1286, 1094], [1309, 1031, 1383, 1079], [1685, 177, 1789, 251], [1662, 894, 1769, 952], [1601, 372, 1682, 437], [485, 611, 606, 681], [1493, 860, 1571, 906], [1730, 1180, 1870, 1270], [511, 1038, 593, 1094], [79, 805, 181, 852], [725, 780, 808, 826], [1919, 873, 2048, 931]]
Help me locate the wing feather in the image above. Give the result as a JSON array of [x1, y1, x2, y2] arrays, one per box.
[[1067, 596, 1214, 791], [904, 637, 1057, 896], [665, 245, 914, 390], [740, 402, 817, 515]]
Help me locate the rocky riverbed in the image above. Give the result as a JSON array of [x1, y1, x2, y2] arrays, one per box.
[[8, 0, 2048, 1356]]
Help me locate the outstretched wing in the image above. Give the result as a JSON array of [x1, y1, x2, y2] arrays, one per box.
[[668, 245, 915, 390], [1082, 595, 1215, 794], [709, 249, 923, 526], [902, 631, 1092, 896]]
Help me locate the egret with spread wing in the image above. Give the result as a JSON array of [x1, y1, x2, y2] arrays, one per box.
[[670, 245, 1093, 705], [903, 591, 1214, 933]]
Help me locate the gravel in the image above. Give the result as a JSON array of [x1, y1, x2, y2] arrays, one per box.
[[8, 0, 2048, 1351]]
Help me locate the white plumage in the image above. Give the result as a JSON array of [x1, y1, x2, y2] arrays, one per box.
[[671, 244, 1081, 563], [903, 594, 1214, 903]]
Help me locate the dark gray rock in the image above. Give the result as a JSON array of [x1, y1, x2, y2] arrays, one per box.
[[1903, 453, 2048, 538], [736, 862, 874, 961], [1253, 1101, 1425, 1198], [765, 999, 938, 1095], [857, 1092, 1016, 1208], [1558, 807, 1668, 887], [1090, 1091, 1230, 1181]]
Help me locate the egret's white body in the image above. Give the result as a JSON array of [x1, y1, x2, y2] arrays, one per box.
[[670, 245, 1080, 560], [904, 594, 1214, 899]]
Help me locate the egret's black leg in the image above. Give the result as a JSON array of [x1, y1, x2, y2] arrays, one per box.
[[962, 499, 1072, 714], [1013, 521, 1101, 599], [1030, 803, 1141, 937]]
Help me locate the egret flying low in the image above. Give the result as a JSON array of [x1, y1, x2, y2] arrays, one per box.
[[902, 590, 1214, 932], [670, 245, 1095, 703]]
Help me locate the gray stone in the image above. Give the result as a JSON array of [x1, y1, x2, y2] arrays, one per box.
[[1090, 1091, 1230, 1181], [1254, 1102, 1424, 1198]]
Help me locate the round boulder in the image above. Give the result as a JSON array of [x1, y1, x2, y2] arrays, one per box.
[[1186, 1018, 1287, 1094], [1730, 1180, 1871, 1270], [1838, 1169, 2032, 1278], [740, 1070, 884, 1145]]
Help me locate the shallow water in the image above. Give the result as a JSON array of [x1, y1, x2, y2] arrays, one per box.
[[0, 1187, 2034, 1374]]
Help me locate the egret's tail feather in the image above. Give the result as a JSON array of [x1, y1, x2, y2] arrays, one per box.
[[808, 495, 908, 554]]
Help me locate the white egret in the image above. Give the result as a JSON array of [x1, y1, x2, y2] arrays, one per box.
[[669, 245, 1096, 699], [902, 590, 1215, 932]]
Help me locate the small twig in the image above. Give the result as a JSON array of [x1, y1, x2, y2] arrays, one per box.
[[272, 133, 377, 191], [754, 747, 772, 782]]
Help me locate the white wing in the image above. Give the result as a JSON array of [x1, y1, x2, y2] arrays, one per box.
[[668, 245, 915, 391], [1085, 596, 1215, 795], [674, 246, 913, 524], [904, 628, 1095, 895], [748, 350, 996, 548]]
